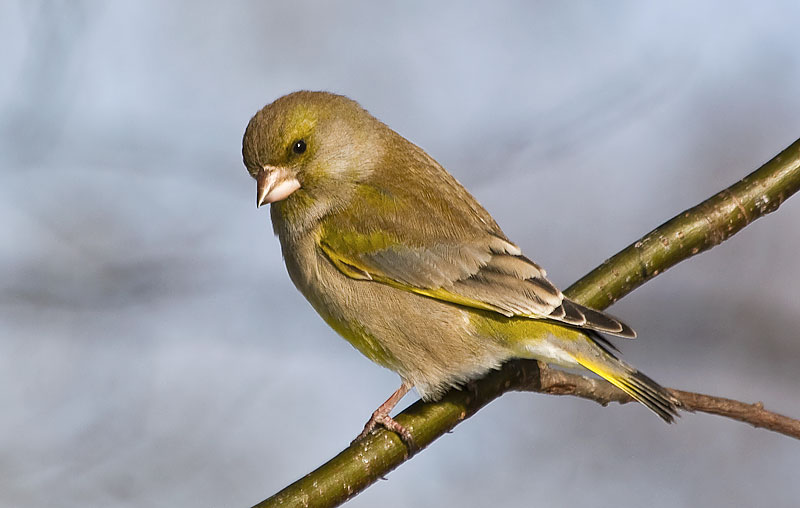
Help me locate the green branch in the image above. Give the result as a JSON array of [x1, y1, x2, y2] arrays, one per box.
[[253, 137, 800, 508], [569, 137, 800, 309]]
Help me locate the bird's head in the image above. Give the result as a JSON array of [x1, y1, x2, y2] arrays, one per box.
[[242, 91, 386, 232]]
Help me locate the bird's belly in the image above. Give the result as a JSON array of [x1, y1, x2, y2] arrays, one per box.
[[278, 233, 512, 399]]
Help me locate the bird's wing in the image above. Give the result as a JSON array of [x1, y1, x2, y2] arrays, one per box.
[[317, 183, 635, 338]]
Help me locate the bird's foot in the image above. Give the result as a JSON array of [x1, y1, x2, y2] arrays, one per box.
[[352, 409, 418, 455], [350, 382, 417, 455]]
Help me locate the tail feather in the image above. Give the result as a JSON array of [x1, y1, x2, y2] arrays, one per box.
[[573, 342, 680, 423], [616, 370, 680, 422]]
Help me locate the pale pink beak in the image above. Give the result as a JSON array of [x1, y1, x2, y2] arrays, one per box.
[[256, 166, 301, 207]]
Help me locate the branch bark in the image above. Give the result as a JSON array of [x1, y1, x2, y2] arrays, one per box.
[[525, 362, 800, 439], [254, 137, 800, 508]]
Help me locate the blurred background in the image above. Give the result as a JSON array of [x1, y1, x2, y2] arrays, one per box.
[[2, 1, 799, 506]]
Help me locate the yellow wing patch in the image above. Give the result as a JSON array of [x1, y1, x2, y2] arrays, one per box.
[[318, 241, 373, 280], [318, 237, 522, 316]]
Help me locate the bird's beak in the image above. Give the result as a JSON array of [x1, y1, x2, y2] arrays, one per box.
[[256, 165, 301, 207]]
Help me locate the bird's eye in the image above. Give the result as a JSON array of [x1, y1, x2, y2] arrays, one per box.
[[292, 139, 307, 154]]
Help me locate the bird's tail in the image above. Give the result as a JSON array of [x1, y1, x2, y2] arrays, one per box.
[[573, 331, 680, 422]]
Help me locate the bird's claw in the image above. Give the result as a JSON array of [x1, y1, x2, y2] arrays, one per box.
[[351, 411, 418, 456]]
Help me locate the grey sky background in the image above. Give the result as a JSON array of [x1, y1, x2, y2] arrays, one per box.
[[2, 2, 799, 507]]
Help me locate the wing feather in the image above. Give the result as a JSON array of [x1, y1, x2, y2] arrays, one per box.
[[316, 149, 635, 337]]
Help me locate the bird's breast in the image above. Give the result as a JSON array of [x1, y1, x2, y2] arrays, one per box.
[[275, 226, 401, 369]]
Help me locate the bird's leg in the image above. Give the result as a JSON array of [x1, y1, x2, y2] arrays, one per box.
[[353, 381, 416, 450]]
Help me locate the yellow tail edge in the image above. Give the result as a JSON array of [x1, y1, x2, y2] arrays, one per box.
[[574, 354, 681, 423]]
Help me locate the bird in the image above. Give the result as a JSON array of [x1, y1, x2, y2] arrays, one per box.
[[241, 90, 679, 447]]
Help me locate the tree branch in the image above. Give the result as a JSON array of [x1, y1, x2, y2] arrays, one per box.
[[253, 137, 800, 508], [524, 361, 800, 439]]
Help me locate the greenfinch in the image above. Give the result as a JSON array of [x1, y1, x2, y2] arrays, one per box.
[[242, 91, 679, 444]]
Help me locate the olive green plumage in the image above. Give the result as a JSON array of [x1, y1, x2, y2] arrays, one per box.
[[242, 91, 679, 427]]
